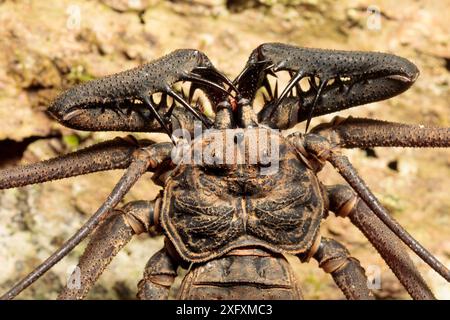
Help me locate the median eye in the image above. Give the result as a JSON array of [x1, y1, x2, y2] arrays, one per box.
[[259, 161, 272, 168]]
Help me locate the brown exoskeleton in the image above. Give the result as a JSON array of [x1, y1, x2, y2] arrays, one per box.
[[0, 43, 449, 300]]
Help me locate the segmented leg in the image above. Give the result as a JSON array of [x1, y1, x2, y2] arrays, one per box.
[[0, 136, 153, 189], [58, 200, 158, 300], [0, 142, 173, 300], [137, 246, 178, 300], [311, 116, 450, 148], [326, 184, 435, 300], [300, 134, 450, 282], [301, 237, 374, 300]]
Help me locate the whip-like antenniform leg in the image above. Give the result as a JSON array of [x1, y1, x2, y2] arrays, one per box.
[[58, 200, 158, 300], [301, 237, 374, 300], [327, 184, 435, 300], [0, 143, 172, 300], [311, 117, 450, 148], [0, 136, 154, 189], [137, 246, 179, 300]]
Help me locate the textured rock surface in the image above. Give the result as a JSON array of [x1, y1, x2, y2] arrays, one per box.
[[0, 0, 448, 299]]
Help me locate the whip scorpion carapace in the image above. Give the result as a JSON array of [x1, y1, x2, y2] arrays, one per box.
[[0, 43, 449, 300]]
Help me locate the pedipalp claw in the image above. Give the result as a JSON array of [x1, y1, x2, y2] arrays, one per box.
[[305, 79, 328, 132], [141, 94, 176, 144], [262, 77, 274, 99], [188, 83, 199, 103], [166, 87, 213, 128], [184, 72, 232, 97], [193, 66, 237, 94], [274, 69, 305, 111]]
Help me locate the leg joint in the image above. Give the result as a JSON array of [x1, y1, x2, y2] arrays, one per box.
[[327, 184, 359, 218], [119, 199, 161, 235], [313, 237, 352, 274]]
